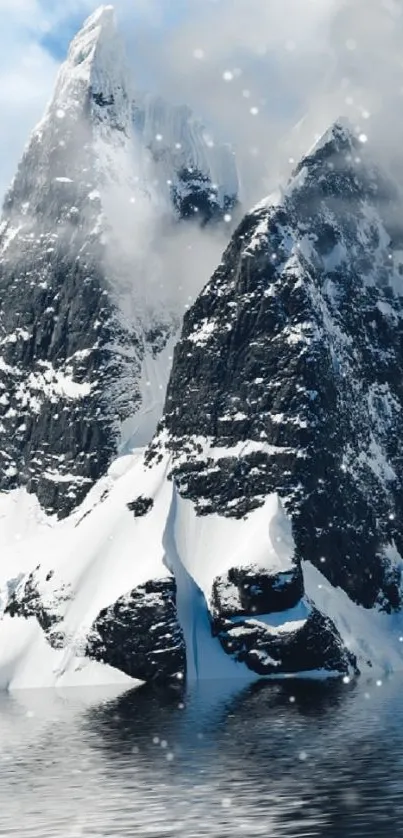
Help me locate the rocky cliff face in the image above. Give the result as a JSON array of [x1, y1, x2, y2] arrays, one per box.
[[149, 119, 403, 619], [0, 6, 238, 518]]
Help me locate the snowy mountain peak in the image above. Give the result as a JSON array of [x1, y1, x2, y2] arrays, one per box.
[[84, 5, 116, 28], [279, 116, 395, 219], [43, 3, 130, 130], [66, 4, 120, 73], [70, 4, 118, 54], [300, 116, 359, 165]]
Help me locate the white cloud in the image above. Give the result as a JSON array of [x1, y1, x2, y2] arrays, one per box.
[[1, 0, 403, 204], [0, 0, 59, 198], [127, 0, 403, 204]]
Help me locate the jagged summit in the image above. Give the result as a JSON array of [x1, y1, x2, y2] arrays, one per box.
[[66, 3, 120, 71], [303, 117, 357, 160], [67, 3, 120, 71], [85, 5, 116, 26], [251, 117, 362, 216], [42, 3, 130, 134], [253, 116, 394, 230], [71, 4, 117, 48], [290, 116, 371, 190]]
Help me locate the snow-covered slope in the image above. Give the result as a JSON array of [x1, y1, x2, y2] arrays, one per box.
[[0, 452, 185, 689], [0, 5, 238, 518], [0, 454, 352, 690]]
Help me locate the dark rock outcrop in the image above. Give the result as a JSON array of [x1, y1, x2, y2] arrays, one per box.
[[5, 569, 70, 648], [86, 578, 186, 682], [215, 606, 355, 676], [211, 564, 304, 619], [127, 496, 154, 517]]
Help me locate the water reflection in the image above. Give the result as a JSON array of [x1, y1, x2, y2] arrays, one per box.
[[0, 676, 402, 836]]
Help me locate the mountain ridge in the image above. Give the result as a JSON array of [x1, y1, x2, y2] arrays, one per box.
[[1, 10, 403, 689]]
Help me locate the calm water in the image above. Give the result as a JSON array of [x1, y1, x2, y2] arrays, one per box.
[[0, 675, 402, 837]]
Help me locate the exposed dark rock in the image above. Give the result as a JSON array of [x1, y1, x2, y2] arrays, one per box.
[[86, 578, 186, 682], [172, 166, 238, 227], [127, 496, 154, 517], [92, 90, 115, 108], [215, 606, 356, 676], [5, 570, 70, 639], [211, 564, 304, 619]]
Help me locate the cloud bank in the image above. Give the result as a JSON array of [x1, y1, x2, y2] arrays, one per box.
[[1, 0, 403, 205]]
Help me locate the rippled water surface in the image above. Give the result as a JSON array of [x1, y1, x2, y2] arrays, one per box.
[[0, 675, 403, 836]]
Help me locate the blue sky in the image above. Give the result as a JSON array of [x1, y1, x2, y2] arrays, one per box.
[[40, 14, 90, 60], [37, 1, 189, 60]]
